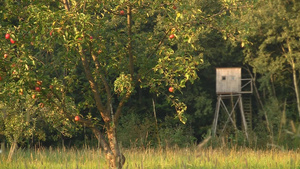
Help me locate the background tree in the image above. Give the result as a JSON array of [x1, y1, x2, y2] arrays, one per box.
[[219, 0, 300, 146], [1, 0, 205, 168]]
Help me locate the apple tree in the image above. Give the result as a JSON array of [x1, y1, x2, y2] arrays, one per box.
[[0, 0, 214, 168], [0, 0, 79, 161]]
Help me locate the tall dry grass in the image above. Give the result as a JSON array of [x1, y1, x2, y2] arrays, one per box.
[[0, 146, 299, 168]]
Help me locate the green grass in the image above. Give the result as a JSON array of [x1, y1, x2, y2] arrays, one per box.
[[0, 147, 299, 169]]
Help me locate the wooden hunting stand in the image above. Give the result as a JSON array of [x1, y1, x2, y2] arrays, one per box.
[[212, 67, 252, 140]]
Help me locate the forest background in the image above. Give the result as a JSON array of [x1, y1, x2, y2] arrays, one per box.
[[0, 0, 300, 167]]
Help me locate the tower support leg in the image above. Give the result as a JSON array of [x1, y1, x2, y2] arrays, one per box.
[[212, 94, 249, 141], [212, 95, 221, 137]]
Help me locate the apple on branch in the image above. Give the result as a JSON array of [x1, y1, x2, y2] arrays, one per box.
[[74, 115, 80, 121], [10, 38, 16, 44], [169, 34, 175, 39], [35, 86, 41, 92], [5, 33, 10, 40], [169, 87, 174, 93]]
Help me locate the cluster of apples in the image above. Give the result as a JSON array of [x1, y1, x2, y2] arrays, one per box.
[[5, 33, 15, 44], [3, 33, 15, 60], [1, 33, 16, 81]]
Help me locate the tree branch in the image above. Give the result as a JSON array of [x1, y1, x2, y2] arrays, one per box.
[[89, 43, 113, 113], [146, 28, 171, 59], [63, 0, 70, 11], [79, 48, 110, 122], [127, 4, 134, 79], [114, 91, 131, 124]]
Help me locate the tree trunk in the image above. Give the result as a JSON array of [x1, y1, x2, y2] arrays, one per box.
[[286, 40, 300, 118], [292, 63, 300, 118], [80, 50, 125, 168], [245, 66, 272, 139], [106, 125, 125, 168], [0, 142, 5, 154], [91, 126, 125, 169], [7, 139, 17, 162]]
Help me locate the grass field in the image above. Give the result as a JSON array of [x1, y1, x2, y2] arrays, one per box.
[[0, 146, 299, 169]]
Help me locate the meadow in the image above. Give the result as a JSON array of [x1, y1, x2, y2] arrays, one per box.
[[0, 146, 299, 169]]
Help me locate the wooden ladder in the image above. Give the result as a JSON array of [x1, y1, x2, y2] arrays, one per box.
[[243, 96, 252, 130]]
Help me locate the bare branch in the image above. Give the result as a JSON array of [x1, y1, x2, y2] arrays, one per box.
[[146, 28, 171, 59]]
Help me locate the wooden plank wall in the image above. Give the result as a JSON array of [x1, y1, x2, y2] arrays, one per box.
[[216, 67, 241, 94]]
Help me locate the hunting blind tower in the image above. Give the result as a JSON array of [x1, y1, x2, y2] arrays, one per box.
[[212, 67, 252, 140]]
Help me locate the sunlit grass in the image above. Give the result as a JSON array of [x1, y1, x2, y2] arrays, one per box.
[[123, 147, 300, 169], [0, 146, 299, 168]]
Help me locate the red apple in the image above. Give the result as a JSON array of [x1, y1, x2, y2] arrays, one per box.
[[90, 36, 93, 40], [169, 87, 174, 93], [74, 115, 80, 121], [49, 85, 53, 89], [173, 5, 177, 10], [169, 34, 175, 39], [0, 76, 2, 81], [50, 30, 53, 36], [120, 10, 125, 15], [4, 54, 8, 59], [10, 38, 15, 44], [35, 86, 41, 92], [5, 33, 10, 40], [32, 94, 36, 99]]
